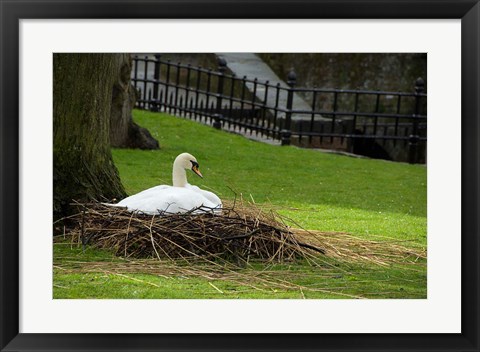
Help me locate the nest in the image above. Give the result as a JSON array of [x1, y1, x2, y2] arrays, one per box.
[[62, 200, 325, 265]]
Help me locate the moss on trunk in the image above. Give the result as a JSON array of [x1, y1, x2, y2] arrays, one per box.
[[53, 54, 126, 218]]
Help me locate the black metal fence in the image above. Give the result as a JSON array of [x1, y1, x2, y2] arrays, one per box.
[[131, 54, 427, 163]]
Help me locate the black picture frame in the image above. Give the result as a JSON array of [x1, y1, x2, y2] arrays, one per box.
[[1, 1, 478, 351]]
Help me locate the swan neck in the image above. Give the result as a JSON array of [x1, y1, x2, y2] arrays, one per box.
[[172, 163, 188, 187]]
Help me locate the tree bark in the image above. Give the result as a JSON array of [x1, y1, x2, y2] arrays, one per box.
[[53, 53, 127, 218], [109, 54, 159, 149]]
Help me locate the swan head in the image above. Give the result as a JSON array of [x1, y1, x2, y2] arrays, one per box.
[[174, 152, 203, 178]]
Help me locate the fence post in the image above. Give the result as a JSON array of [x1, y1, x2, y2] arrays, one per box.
[[281, 68, 296, 146], [409, 77, 424, 164], [213, 56, 227, 129], [152, 54, 161, 112]]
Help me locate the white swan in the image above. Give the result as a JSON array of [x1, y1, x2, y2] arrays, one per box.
[[106, 153, 222, 215]]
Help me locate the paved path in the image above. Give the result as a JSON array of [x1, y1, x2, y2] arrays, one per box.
[[215, 53, 314, 121]]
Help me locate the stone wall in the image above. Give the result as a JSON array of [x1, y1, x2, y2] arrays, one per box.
[[257, 53, 427, 93]]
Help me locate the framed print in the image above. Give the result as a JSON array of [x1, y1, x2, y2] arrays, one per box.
[[1, 0, 479, 351]]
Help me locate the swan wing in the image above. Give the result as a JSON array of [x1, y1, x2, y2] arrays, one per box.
[[185, 184, 222, 208]]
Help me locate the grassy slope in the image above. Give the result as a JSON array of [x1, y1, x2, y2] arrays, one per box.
[[114, 110, 426, 243], [54, 110, 427, 299]]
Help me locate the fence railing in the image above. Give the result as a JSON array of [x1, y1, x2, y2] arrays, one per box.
[[131, 54, 427, 163]]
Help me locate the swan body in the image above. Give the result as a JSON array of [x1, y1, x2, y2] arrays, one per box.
[[106, 153, 222, 215]]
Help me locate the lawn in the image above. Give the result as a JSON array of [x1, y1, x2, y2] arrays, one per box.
[[54, 110, 427, 299]]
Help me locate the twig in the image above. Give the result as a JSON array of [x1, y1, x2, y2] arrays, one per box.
[[208, 282, 224, 294]]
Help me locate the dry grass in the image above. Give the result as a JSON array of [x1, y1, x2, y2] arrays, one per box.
[[293, 229, 425, 266]]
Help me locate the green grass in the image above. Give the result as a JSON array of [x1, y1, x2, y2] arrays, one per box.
[[54, 110, 427, 299], [54, 243, 426, 299]]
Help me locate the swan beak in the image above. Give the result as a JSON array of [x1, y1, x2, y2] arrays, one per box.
[[192, 166, 203, 178]]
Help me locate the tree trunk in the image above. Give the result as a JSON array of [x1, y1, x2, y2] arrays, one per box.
[[53, 53, 126, 218], [110, 54, 159, 149]]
